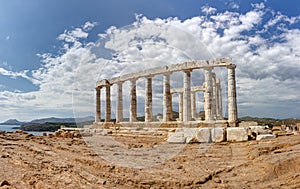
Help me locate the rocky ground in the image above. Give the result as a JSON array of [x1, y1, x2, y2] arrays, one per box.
[[0, 130, 300, 189]]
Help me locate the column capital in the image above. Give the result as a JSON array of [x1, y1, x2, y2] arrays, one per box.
[[227, 64, 236, 69], [183, 69, 192, 73]]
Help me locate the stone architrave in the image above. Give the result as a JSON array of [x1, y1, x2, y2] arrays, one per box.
[[130, 79, 137, 122], [145, 77, 153, 122], [163, 74, 172, 122], [183, 70, 192, 122], [105, 85, 111, 122], [204, 68, 213, 122], [116, 82, 123, 122], [227, 65, 238, 127], [95, 87, 101, 122]]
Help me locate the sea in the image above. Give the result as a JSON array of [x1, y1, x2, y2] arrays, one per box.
[[0, 125, 54, 136]]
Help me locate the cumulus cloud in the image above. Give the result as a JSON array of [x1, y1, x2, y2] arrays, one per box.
[[1, 3, 300, 121], [201, 6, 217, 15]]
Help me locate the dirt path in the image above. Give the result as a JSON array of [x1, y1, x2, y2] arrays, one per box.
[[0, 131, 300, 188]]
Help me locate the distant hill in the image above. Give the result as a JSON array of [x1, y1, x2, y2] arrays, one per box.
[[29, 116, 94, 124], [0, 119, 25, 125]]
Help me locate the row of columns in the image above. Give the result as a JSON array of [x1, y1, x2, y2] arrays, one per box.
[[95, 65, 237, 126]]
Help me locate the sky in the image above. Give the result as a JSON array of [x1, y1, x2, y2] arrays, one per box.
[[0, 0, 300, 122]]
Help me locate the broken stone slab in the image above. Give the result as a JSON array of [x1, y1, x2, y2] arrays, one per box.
[[211, 127, 225, 142], [256, 134, 276, 141], [196, 128, 211, 143], [226, 127, 248, 142], [248, 126, 272, 140]]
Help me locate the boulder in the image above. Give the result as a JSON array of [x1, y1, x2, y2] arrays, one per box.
[[211, 127, 225, 142], [196, 128, 211, 143], [256, 134, 276, 141], [227, 127, 248, 142]]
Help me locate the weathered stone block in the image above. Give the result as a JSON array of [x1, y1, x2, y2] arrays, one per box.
[[183, 128, 198, 143], [211, 127, 225, 142], [167, 130, 186, 143], [256, 134, 276, 141], [196, 128, 211, 143], [226, 127, 248, 142]]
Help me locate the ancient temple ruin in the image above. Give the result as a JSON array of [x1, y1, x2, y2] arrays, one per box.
[[94, 57, 238, 127]]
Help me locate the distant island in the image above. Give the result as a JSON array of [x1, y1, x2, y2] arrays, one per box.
[[0, 116, 94, 132], [0, 119, 25, 125]]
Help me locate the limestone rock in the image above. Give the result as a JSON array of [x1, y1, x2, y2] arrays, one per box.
[[183, 128, 198, 143], [226, 127, 248, 142], [248, 126, 272, 140], [256, 134, 276, 141], [167, 130, 186, 143], [196, 128, 211, 143], [211, 127, 225, 142]]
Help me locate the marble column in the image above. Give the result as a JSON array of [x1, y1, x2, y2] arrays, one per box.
[[191, 92, 196, 120], [95, 87, 101, 122], [116, 82, 123, 123], [204, 68, 213, 122], [216, 79, 223, 120], [227, 64, 238, 127], [163, 74, 172, 122], [212, 73, 217, 120], [105, 85, 111, 122], [145, 77, 153, 122], [183, 70, 191, 122], [130, 79, 137, 122], [179, 92, 183, 121]]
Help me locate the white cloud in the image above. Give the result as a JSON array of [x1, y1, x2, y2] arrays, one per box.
[[57, 28, 88, 43], [251, 2, 265, 9], [1, 5, 300, 121], [5, 36, 10, 40], [83, 21, 97, 31], [201, 6, 217, 15]]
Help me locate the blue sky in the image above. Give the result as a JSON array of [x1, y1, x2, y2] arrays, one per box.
[[0, 0, 300, 122]]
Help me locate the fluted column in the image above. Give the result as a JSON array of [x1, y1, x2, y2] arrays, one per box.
[[95, 87, 101, 122], [179, 92, 183, 121], [212, 73, 217, 120], [216, 79, 223, 120], [191, 92, 196, 120], [204, 68, 213, 122], [183, 70, 192, 122], [228, 64, 238, 127], [105, 85, 111, 122], [116, 82, 123, 122], [145, 77, 153, 122], [163, 74, 172, 122], [130, 79, 137, 122]]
